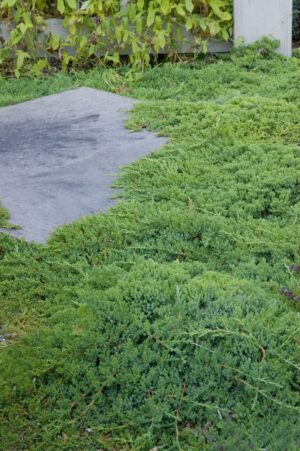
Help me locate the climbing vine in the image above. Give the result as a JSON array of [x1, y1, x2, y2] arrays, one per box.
[[0, 0, 232, 76]]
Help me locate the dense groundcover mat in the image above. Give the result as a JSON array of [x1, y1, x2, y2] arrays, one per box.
[[0, 43, 300, 450]]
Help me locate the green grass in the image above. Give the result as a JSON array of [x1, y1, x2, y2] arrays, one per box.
[[0, 42, 300, 450]]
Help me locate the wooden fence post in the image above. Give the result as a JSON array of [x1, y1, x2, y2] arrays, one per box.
[[234, 0, 293, 57]]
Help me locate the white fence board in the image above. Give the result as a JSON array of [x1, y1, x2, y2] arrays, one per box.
[[234, 0, 292, 56]]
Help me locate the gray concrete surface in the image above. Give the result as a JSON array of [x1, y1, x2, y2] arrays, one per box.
[[0, 87, 167, 242]]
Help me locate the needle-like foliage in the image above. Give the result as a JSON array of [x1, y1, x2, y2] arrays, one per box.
[[0, 42, 300, 450]]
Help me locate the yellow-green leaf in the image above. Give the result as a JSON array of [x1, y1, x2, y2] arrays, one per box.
[[49, 34, 60, 50], [22, 12, 33, 28], [57, 0, 65, 14], [136, 18, 143, 34], [175, 4, 185, 16], [128, 3, 136, 22], [137, 0, 144, 10], [161, 0, 169, 15], [16, 50, 29, 70], [147, 8, 155, 27], [208, 21, 220, 36], [115, 26, 122, 41], [185, 0, 194, 13], [4, 0, 17, 7], [79, 36, 87, 49], [18, 23, 28, 34], [88, 44, 95, 56], [68, 23, 76, 34], [219, 11, 232, 21], [66, 0, 76, 8], [31, 59, 49, 75], [185, 17, 193, 31], [80, 1, 89, 10], [10, 29, 23, 45]]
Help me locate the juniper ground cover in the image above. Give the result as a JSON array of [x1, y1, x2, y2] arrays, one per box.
[[0, 42, 300, 450], [0, 204, 10, 228]]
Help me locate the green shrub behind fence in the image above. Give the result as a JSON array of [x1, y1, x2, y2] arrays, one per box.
[[0, 0, 233, 76]]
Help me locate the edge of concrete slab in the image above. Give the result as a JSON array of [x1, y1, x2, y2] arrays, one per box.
[[0, 88, 167, 243]]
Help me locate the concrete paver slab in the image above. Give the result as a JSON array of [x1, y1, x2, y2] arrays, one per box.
[[0, 88, 167, 242]]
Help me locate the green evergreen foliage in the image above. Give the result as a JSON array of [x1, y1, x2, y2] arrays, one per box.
[[0, 204, 9, 227], [0, 44, 300, 449], [0, 202, 18, 229]]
